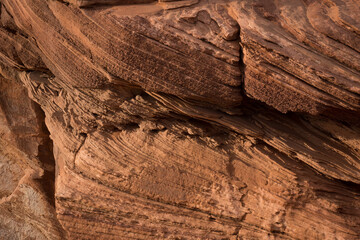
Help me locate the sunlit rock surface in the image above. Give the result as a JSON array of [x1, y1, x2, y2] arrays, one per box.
[[0, 0, 359, 239]]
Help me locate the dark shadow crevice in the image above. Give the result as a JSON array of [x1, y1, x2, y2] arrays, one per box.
[[33, 102, 57, 207]]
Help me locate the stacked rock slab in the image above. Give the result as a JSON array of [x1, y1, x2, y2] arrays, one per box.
[[0, 0, 359, 239]]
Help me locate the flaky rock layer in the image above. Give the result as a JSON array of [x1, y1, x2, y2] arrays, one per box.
[[0, 0, 359, 239]]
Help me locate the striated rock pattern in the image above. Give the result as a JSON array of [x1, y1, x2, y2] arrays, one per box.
[[0, 0, 359, 239]]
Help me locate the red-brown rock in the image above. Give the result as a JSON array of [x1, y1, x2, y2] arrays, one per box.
[[0, 0, 359, 239]]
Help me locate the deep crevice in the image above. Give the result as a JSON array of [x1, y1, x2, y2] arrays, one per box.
[[32, 101, 68, 238], [33, 102, 57, 207]]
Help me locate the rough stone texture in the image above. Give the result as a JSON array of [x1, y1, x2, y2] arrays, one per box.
[[237, 0, 360, 117], [0, 0, 359, 239], [0, 76, 65, 239]]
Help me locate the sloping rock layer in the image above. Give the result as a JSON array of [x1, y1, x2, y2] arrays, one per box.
[[0, 0, 359, 239]]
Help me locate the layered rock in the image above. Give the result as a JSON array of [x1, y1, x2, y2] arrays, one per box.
[[237, 0, 360, 117], [0, 0, 359, 239], [0, 76, 65, 239]]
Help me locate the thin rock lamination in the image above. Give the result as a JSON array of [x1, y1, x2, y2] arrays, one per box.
[[0, 0, 359, 239]]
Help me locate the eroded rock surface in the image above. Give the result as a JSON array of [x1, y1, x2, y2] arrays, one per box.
[[0, 76, 65, 239], [0, 0, 359, 239]]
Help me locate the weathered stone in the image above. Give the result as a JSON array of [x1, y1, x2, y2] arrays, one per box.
[[0, 0, 359, 239]]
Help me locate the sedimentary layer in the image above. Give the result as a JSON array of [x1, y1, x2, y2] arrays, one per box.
[[0, 0, 359, 239]]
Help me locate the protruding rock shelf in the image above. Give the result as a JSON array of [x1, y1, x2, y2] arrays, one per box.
[[0, 0, 359, 239]]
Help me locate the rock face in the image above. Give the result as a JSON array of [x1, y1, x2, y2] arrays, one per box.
[[0, 0, 359, 239]]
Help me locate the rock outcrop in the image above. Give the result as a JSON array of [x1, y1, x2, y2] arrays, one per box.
[[0, 0, 359, 239]]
